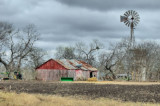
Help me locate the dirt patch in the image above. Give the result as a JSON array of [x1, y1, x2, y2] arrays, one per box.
[[0, 81, 160, 103]]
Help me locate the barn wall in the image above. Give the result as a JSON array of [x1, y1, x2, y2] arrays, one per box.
[[36, 69, 96, 81], [75, 70, 90, 80], [36, 69, 76, 81], [83, 71, 90, 79], [68, 70, 76, 80]]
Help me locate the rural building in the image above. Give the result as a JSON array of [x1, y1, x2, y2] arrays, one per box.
[[35, 59, 98, 81]]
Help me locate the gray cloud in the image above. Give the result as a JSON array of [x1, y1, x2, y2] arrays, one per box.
[[0, 0, 160, 58], [56, 0, 160, 11]]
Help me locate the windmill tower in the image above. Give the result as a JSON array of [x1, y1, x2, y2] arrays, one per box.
[[120, 10, 140, 81], [120, 10, 140, 47]]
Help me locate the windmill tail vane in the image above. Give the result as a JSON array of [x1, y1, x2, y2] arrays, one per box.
[[120, 16, 127, 22]]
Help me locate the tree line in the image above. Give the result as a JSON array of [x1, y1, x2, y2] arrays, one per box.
[[55, 38, 160, 81], [1, 21, 160, 81]]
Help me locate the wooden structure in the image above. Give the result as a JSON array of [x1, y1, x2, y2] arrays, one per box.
[[35, 59, 98, 81]]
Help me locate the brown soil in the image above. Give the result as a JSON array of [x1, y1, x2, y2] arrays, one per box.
[[0, 81, 160, 103]]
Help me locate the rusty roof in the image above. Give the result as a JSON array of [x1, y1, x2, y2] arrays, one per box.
[[69, 59, 88, 71], [55, 59, 97, 71], [79, 60, 97, 71], [56, 59, 77, 70]]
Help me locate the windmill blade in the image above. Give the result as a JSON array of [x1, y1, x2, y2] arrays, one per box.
[[134, 23, 138, 27], [136, 20, 140, 23], [135, 19, 140, 23], [132, 11, 136, 16], [134, 15, 140, 19], [124, 12, 128, 17], [134, 20, 139, 24], [124, 13, 128, 17], [124, 21, 128, 25], [134, 14, 139, 18], [135, 18, 140, 22], [133, 22, 137, 26], [128, 10, 131, 15], [134, 18, 139, 22], [125, 21, 130, 27], [128, 22, 131, 27], [130, 10, 132, 15], [135, 15, 139, 19], [124, 20, 128, 24], [135, 13, 139, 17], [133, 21, 139, 25], [135, 18, 140, 21], [135, 17, 140, 20], [131, 10, 133, 15], [133, 11, 137, 17], [125, 11, 130, 17], [133, 23, 136, 27]]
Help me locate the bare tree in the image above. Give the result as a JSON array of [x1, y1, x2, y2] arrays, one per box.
[[98, 38, 130, 80], [131, 41, 160, 81], [55, 46, 75, 59], [0, 22, 13, 57], [28, 47, 47, 68], [76, 39, 103, 65], [0, 22, 12, 41], [0, 24, 39, 77], [101, 40, 160, 81]]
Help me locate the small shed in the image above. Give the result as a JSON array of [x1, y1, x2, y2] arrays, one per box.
[[35, 59, 98, 81]]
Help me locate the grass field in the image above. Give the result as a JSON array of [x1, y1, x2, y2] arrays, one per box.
[[0, 91, 159, 106], [1, 80, 160, 85]]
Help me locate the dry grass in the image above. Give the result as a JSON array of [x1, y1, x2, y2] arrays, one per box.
[[1, 80, 160, 85], [87, 77, 97, 81], [68, 81, 160, 85], [0, 91, 159, 106]]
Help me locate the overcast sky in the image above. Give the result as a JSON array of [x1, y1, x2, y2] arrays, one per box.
[[1, 0, 160, 58]]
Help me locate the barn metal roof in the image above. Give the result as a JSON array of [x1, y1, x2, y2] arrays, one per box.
[[55, 59, 97, 71], [79, 60, 97, 71], [69, 59, 88, 71], [56, 59, 77, 70]]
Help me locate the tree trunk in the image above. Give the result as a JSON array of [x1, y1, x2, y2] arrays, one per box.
[[105, 66, 116, 80], [158, 71, 160, 82], [4, 65, 10, 78], [110, 71, 116, 79], [142, 66, 146, 81]]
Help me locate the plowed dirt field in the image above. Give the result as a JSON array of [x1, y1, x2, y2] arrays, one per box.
[[0, 81, 160, 103]]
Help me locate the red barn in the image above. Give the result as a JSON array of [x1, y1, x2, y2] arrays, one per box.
[[35, 59, 98, 81]]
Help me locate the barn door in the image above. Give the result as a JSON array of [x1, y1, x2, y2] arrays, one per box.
[[90, 72, 93, 78]]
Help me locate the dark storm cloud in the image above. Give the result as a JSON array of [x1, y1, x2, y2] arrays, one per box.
[[56, 0, 160, 11]]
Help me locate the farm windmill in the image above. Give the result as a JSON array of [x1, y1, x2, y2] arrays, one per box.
[[120, 10, 140, 47]]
